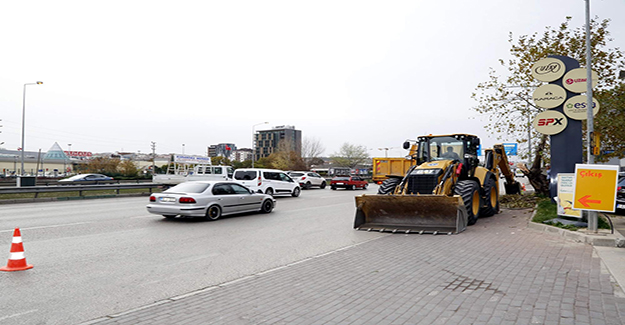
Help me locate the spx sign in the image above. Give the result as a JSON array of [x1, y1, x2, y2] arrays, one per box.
[[532, 110, 568, 135]]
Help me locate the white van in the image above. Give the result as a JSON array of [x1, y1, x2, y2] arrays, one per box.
[[232, 168, 301, 197], [187, 165, 234, 182]]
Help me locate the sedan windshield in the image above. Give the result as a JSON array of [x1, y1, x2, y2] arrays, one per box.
[[166, 182, 210, 194]]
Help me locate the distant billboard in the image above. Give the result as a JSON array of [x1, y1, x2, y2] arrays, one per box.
[[503, 143, 518, 156], [174, 155, 211, 164]]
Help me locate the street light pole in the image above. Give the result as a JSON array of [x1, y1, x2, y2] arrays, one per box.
[[20, 81, 43, 176], [252, 122, 268, 168]]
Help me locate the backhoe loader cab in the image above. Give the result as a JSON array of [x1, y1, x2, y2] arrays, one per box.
[[355, 134, 520, 235]]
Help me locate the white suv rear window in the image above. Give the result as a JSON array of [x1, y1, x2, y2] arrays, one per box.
[[234, 171, 257, 180]]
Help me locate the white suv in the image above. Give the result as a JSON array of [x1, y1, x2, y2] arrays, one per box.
[[287, 171, 327, 189], [233, 168, 301, 197]]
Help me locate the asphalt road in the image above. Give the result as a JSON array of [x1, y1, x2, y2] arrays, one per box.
[[0, 186, 384, 325]]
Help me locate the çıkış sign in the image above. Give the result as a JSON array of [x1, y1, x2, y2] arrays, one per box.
[[532, 84, 566, 109], [531, 57, 566, 82], [572, 164, 619, 212], [562, 68, 598, 93], [64, 151, 92, 157], [532, 110, 568, 135], [563, 95, 600, 120]]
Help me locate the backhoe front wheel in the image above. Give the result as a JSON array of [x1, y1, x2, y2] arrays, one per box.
[[378, 178, 402, 195], [480, 177, 499, 217], [454, 180, 481, 226]]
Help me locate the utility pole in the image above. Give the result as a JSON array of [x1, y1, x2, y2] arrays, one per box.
[[151, 141, 156, 176]]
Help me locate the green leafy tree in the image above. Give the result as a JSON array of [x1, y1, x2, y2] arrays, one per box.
[[330, 143, 369, 169], [232, 160, 252, 169], [595, 82, 625, 160], [472, 17, 625, 195], [118, 159, 139, 178], [211, 156, 232, 166], [80, 157, 120, 175], [267, 140, 307, 171]]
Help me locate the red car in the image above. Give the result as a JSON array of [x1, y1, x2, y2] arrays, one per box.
[[330, 176, 368, 190]]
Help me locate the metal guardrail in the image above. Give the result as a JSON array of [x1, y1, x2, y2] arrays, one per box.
[[0, 183, 162, 198], [0, 178, 154, 187]]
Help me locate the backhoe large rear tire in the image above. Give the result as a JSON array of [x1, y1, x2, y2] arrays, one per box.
[[378, 178, 402, 195], [480, 177, 499, 217], [454, 180, 481, 226]]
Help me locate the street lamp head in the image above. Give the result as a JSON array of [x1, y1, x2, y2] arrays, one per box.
[[36, 81, 43, 85]]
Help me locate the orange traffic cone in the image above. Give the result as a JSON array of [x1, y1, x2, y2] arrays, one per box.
[[0, 228, 33, 272]]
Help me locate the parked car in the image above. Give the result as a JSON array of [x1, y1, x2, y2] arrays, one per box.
[[615, 176, 625, 215], [232, 168, 301, 197], [330, 176, 368, 190], [58, 173, 114, 183], [287, 171, 327, 189], [146, 181, 275, 220]]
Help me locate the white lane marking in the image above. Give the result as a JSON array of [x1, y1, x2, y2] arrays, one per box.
[[0, 222, 91, 233], [0, 309, 38, 322]]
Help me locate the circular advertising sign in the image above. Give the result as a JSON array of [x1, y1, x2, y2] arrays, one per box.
[[563, 95, 600, 120], [562, 68, 598, 93], [531, 57, 566, 82], [532, 84, 567, 109], [533, 110, 568, 135]]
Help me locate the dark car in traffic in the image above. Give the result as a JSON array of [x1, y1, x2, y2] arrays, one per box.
[[330, 176, 368, 190], [616, 176, 625, 215], [59, 173, 114, 183]]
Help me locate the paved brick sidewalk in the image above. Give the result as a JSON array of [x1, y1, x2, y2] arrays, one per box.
[[84, 209, 625, 325]]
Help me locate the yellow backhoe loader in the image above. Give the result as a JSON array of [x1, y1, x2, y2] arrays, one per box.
[[354, 134, 521, 234]]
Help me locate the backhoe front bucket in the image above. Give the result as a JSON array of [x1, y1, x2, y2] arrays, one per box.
[[354, 195, 468, 234]]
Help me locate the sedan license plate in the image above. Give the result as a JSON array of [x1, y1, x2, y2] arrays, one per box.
[[160, 197, 176, 202], [337, 182, 345, 185], [617, 203, 625, 209]]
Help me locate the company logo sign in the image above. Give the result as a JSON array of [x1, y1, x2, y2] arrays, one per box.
[[562, 68, 598, 93], [64, 151, 92, 157], [563, 95, 600, 120], [531, 57, 565, 82], [532, 84, 566, 109], [533, 110, 568, 135]]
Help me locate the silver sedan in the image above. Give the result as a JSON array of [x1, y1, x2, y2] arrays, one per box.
[[146, 181, 276, 220]]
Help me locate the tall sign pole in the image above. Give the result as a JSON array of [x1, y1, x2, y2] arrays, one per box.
[[585, 0, 598, 232]]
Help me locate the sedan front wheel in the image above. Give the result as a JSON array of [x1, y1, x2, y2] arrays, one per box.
[[261, 200, 274, 213]]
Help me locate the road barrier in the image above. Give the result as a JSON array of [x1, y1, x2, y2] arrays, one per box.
[[0, 183, 162, 198]]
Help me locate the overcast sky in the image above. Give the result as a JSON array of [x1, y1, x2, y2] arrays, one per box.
[[1, 0, 624, 158]]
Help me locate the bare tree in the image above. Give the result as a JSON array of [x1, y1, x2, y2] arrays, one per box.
[[330, 143, 369, 169], [302, 137, 326, 169]]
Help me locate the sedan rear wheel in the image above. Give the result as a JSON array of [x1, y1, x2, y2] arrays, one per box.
[[205, 205, 221, 221]]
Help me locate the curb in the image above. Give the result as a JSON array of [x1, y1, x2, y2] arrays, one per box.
[[527, 219, 625, 248]]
